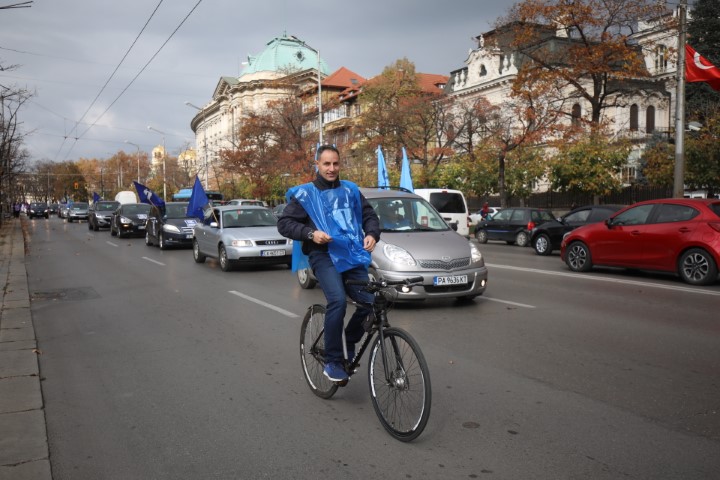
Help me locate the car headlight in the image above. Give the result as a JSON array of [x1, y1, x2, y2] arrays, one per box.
[[469, 241, 483, 263], [163, 224, 181, 233], [287, 239, 293, 245], [383, 243, 416, 266], [120, 216, 132, 224], [231, 239, 253, 247]]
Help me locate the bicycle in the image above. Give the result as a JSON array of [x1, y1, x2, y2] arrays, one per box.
[[299, 276, 431, 442]]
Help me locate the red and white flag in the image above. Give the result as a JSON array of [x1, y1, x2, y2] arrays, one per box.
[[685, 44, 720, 91]]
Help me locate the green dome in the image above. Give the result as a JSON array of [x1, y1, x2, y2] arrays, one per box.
[[242, 34, 330, 76]]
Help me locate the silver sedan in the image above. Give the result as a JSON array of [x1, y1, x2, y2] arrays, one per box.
[[192, 205, 292, 272]]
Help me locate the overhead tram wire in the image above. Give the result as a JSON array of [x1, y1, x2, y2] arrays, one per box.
[[65, 0, 205, 159], [57, 0, 165, 161]]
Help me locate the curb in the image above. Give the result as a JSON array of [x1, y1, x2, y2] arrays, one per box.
[[0, 217, 52, 480]]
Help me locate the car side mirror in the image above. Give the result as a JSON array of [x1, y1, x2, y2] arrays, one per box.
[[210, 221, 218, 228], [605, 218, 613, 228]]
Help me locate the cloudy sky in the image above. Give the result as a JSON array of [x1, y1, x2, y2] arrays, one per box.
[[1, 0, 515, 164]]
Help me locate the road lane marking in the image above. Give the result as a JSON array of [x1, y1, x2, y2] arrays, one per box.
[[142, 257, 165, 266], [482, 297, 535, 308], [228, 290, 300, 318], [106, 241, 119, 247], [486, 263, 720, 297]]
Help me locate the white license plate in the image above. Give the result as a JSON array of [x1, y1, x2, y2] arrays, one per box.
[[186, 234, 193, 239], [138, 225, 145, 230], [261, 250, 285, 257], [434, 275, 467, 286]]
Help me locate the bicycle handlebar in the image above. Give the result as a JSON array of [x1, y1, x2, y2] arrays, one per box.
[[346, 276, 424, 287]]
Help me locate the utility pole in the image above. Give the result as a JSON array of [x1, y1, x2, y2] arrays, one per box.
[[673, 0, 687, 199]]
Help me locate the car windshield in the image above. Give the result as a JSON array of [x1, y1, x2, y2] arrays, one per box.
[[222, 209, 277, 227], [72, 203, 89, 209], [97, 203, 118, 211], [123, 204, 151, 215], [369, 198, 450, 232], [165, 203, 189, 218]]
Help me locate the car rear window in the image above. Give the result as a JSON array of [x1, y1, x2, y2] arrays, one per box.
[[428, 192, 465, 214], [654, 204, 698, 223], [709, 202, 720, 219]]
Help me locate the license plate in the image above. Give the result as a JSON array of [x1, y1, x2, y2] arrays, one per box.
[[261, 250, 285, 257], [434, 275, 467, 286], [186, 234, 193, 239], [138, 225, 145, 230]]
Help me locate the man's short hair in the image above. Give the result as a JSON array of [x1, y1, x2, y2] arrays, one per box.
[[316, 144, 340, 159]]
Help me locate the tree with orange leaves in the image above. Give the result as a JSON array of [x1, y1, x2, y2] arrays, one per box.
[[499, 0, 670, 125]]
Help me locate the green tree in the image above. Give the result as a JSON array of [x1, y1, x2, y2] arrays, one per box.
[[686, 0, 720, 120], [549, 133, 630, 198], [684, 110, 720, 197], [638, 133, 674, 187]]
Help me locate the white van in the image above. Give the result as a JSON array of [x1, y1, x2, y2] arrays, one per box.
[[414, 188, 470, 236], [114, 191, 137, 205]]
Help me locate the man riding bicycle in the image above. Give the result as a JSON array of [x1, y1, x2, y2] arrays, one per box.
[[277, 145, 380, 382]]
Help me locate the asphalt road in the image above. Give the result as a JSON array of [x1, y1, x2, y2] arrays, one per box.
[[25, 216, 720, 479]]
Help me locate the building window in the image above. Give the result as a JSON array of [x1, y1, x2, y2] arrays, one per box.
[[646, 106, 656, 133], [622, 167, 637, 184], [630, 104, 639, 131], [479, 64, 487, 77], [571, 103, 581, 127], [655, 45, 668, 73]]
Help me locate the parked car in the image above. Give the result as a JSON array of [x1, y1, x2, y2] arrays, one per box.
[[144, 202, 197, 249], [272, 203, 287, 218], [296, 188, 488, 301], [561, 198, 720, 285], [474, 207, 556, 247], [414, 188, 471, 236], [58, 203, 68, 219], [192, 205, 292, 272], [530, 205, 624, 256], [469, 206, 501, 226], [226, 198, 266, 207], [28, 202, 49, 219], [88, 201, 120, 231], [66, 202, 89, 223], [110, 203, 151, 238]]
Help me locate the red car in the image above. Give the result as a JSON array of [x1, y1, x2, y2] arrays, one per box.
[[561, 198, 720, 285]]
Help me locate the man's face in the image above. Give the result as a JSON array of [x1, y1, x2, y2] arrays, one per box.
[[316, 149, 340, 182]]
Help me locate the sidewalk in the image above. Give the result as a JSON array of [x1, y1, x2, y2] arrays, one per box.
[[0, 217, 51, 480]]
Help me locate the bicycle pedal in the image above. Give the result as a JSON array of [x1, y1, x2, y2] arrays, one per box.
[[335, 379, 349, 387]]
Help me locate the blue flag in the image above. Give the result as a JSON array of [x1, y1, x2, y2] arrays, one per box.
[[133, 181, 165, 208], [400, 147, 414, 193], [92, 192, 101, 203], [377, 146, 389, 189], [186, 175, 209, 220]]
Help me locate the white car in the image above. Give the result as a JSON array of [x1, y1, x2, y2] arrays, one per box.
[[469, 207, 501, 226], [192, 205, 292, 272]]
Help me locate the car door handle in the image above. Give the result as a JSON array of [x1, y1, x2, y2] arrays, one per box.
[[630, 230, 641, 235], [678, 227, 691, 233]]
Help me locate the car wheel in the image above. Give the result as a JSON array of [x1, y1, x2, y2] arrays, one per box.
[[192, 239, 206, 263], [533, 233, 552, 256], [297, 268, 317, 289], [93, 222, 99, 232], [678, 248, 718, 286], [145, 231, 153, 246], [67, 218, 72, 223], [515, 231, 529, 247], [159, 232, 167, 250], [219, 245, 233, 272], [475, 229, 488, 244], [565, 241, 592, 272], [110, 224, 117, 236], [117, 228, 125, 239]]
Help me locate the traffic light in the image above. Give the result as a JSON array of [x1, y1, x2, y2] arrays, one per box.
[[74, 181, 79, 190]]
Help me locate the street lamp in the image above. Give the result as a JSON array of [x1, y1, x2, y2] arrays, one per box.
[[185, 101, 209, 189], [302, 42, 323, 144], [125, 140, 141, 183], [147, 126, 167, 201]]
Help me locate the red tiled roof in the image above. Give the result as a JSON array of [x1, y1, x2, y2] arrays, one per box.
[[416, 73, 449, 93], [322, 67, 366, 89]]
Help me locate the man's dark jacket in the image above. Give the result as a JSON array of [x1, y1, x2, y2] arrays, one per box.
[[277, 175, 380, 254]]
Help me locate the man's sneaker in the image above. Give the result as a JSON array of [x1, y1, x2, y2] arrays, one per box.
[[323, 362, 348, 382]]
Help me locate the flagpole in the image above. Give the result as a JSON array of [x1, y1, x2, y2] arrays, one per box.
[[673, 0, 688, 199]]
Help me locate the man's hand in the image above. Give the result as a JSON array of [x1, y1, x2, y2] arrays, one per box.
[[312, 230, 332, 244], [363, 235, 376, 252]]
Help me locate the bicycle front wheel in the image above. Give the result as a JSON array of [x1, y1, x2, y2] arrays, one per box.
[[368, 327, 431, 442], [300, 304, 338, 399]]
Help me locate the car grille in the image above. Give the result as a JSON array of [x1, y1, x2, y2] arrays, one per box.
[[255, 239, 288, 246], [425, 284, 472, 293], [418, 257, 470, 270], [181, 226, 193, 234]]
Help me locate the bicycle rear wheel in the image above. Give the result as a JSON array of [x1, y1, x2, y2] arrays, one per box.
[[300, 304, 338, 399], [368, 327, 431, 442]]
